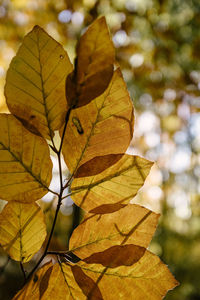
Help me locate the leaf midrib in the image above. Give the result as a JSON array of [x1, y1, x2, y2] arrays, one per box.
[[0, 141, 48, 190], [71, 79, 114, 175], [70, 211, 152, 254], [36, 31, 53, 140]]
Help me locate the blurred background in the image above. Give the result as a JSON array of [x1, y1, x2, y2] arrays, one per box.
[[0, 0, 200, 299]]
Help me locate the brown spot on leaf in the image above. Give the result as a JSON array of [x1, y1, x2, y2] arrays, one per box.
[[75, 154, 124, 178], [39, 266, 53, 298], [71, 265, 103, 300], [89, 203, 126, 214], [84, 245, 146, 268]]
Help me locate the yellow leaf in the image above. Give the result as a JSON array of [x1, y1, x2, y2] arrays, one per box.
[[0, 114, 52, 202], [62, 69, 134, 175], [0, 202, 46, 262], [13, 262, 90, 300], [40, 263, 91, 300], [5, 25, 73, 140], [69, 204, 159, 259], [66, 16, 115, 108], [13, 256, 178, 300], [12, 262, 53, 299], [71, 155, 153, 212], [73, 252, 179, 300]]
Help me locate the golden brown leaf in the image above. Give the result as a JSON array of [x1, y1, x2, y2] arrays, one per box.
[[69, 204, 159, 259], [66, 16, 115, 108], [0, 202, 46, 262], [12, 262, 53, 300], [5, 25, 73, 139], [71, 155, 153, 212], [13, 255, 178, 300], [62, 69, 134, 175], [0, 114, 52, 202], [73, 252, 179, 300], [39, 263, 86, 300]]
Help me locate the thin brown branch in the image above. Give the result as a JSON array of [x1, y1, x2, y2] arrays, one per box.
[[20, 261, 26, 283]]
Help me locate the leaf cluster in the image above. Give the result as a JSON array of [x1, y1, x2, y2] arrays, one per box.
[[0, 17, 178, 299]]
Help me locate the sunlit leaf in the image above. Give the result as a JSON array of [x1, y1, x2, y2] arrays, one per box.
[[0, 202, 46, 262], [12, 262, 53, 299], [66, 16, 115, 108], [72, 252, 179, 300], [0, 114, 52, 202], [69, 204, 159, 259], [5, 25, 73, 139], [41, 263, 96, 300], [62, 69, 134, 175], [71, 155, 153, 212], [13, 262, 91, 300], [12, 253, 178, 300]]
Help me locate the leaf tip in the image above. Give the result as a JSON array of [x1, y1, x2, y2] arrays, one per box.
[[32, 24, 42, 31]]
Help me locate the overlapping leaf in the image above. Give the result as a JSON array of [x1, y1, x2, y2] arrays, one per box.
[[12, 262, 90, 300], [69, 204, 159, 259], [0, 114, 52, 202], [2, 18, 178, 300], [68, 204, 178, 299], [0, 202, 46, 262], [66, 16, 115, 108], [5, 25, 73, 139], [71, 154, 153, 212], [71, 252, 178, 300], [62, 69, 134, 175], [12, 255, 178, 300], [12, 262, 53, 300]]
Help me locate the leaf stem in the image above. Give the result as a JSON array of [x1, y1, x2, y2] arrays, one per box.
[[61, 192, 73, 200], [48, 188, 59, 196]]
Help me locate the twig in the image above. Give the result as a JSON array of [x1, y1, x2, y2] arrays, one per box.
[[20, 262, 26, 283], [48, 188, 59, 197], [26, 108, 73, 282]]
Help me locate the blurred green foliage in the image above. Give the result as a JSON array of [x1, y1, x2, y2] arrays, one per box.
[[0, 0, 200, 299]]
